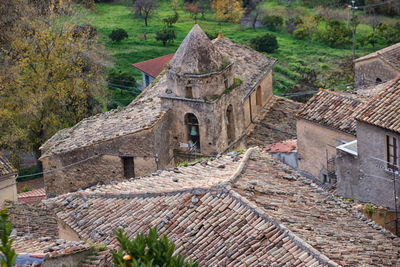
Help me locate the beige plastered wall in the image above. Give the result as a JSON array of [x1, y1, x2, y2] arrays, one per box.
[[297, 119, 355, 180]]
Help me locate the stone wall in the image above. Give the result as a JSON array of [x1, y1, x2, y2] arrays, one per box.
[[336, 149, 361, 199], [0, 175, 17, 206], [243, 71, 273, 127], [354, 57, 399, 87], [7, 201, 58, 238], [42, 113, 171, 196], [356, 121, 400, 209], [297, 119, 355, 181]]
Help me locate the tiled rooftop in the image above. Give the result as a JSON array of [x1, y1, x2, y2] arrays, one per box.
[[26, 148, 399, 266], [0, 154, 17, 177], [233, 149, 400, 267], [355, 42, 400, 70], [246, 96, 301, 147], [40, 32, 275, 158], [356, 76, 400, 133], [296, 90, 366, 135], [18, 188, 46, 203], [264, 139, 297, 153], [132, 53, 174, 78]]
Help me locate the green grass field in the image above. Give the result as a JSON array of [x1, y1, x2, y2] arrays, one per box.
[[76, 0, 385, 101]]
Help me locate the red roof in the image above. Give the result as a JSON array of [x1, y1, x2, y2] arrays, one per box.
[[132, 54, 175, 78], [264, 139, 297, 153], [18, 188, 46, 203]]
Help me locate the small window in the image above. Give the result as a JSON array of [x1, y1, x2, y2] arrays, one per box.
[[122, 157, 135, 178], [145, 74, 150, 87], [185, 86, 193, 98], [376, 78, 382, 84], [323, 174, 331, 184], [387, 135, 398, 171]]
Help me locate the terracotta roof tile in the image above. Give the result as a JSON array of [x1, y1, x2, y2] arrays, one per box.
[[355, 42, 400, 70], [18, 188, 46, 203], [0, 154, 17, 177], [296, 90, 366, 135], [264, 139, 297, 153], [233, 149, 400, 267], [132, 54, 174, 78], [356, 76, 400, 133]]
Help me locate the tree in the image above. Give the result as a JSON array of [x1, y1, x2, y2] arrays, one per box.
[[0, 208, 17, 267], [211, 0, 244, 23], [286, 16, 302, 36], [156, 29, 176, 46], [109, 28, 129, 42], [198, 0, 211, 19], [134, 0, 158, 26], [162, 12, 179, 27], [250, 33, 279, 53], [112, 228, 198, 267], [0, 1, 106, 166], [377, 22, 400, 46], [262, 15, 283, 31], [246, 0, 264, 29], [317, 19, 351, 48], [294, 15, 322, 48]]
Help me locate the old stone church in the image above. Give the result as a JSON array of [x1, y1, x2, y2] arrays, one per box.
[[39, 24, 277, 196]]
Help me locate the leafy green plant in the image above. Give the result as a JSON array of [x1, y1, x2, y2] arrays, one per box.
[[262, 15, 283, 31], [250, 33, 279, 53], [21, 186, 32, 193], [162, 12, 179, 27], [177, 161, 189, 167], [112, 228, 198, 267], [364, 204, 375, 216], [225, 77, 243, 93], [0, 208, 17, 267], [109, 28, 128, 43]]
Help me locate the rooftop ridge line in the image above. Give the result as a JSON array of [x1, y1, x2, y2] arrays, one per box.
[[226, 189, 340, 267]]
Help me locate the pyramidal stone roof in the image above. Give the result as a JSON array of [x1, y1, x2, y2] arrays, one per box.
[[169, 24, 226, 75]]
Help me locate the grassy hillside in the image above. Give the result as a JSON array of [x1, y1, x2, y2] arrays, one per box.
[[77, 0, 385, 101]]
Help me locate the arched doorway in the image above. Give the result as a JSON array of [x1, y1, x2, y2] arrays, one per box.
[[256, 85, 262, 108], [185, 113, 200, 150], [376, 78, 382, 84], [226, 105, 235, 144]]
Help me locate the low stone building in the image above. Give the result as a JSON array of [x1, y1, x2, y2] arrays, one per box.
[[0, 154, 18, 205], [39, 25, 277, 196], [296, 90, 365, 183], [354, 42, 400, 87], [9, 148, 400, 266], [337, 76, 400, 210]]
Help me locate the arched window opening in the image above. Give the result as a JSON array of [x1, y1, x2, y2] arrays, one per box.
[[226, 105, 235, 144], [256, 86, 262, 108], [185, 113, 200, 150], [376, 78, 382, 84]]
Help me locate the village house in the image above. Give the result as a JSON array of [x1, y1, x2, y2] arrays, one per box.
[[132, 53, 174, 88], [39, 24, 277, 196], [354, 42, 400, 87], [336, 76, 400, 210], [0, 154, 18, 205], [8, 148, 400, 266], [296, 90, 365, 184]]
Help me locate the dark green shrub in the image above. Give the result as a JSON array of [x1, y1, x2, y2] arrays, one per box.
[[109, 28, 128, 43], [262, 15, 283, 31], [250, 33, 279, 53], [156, 29, 176, 46], [112, 227, 198, 267]]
